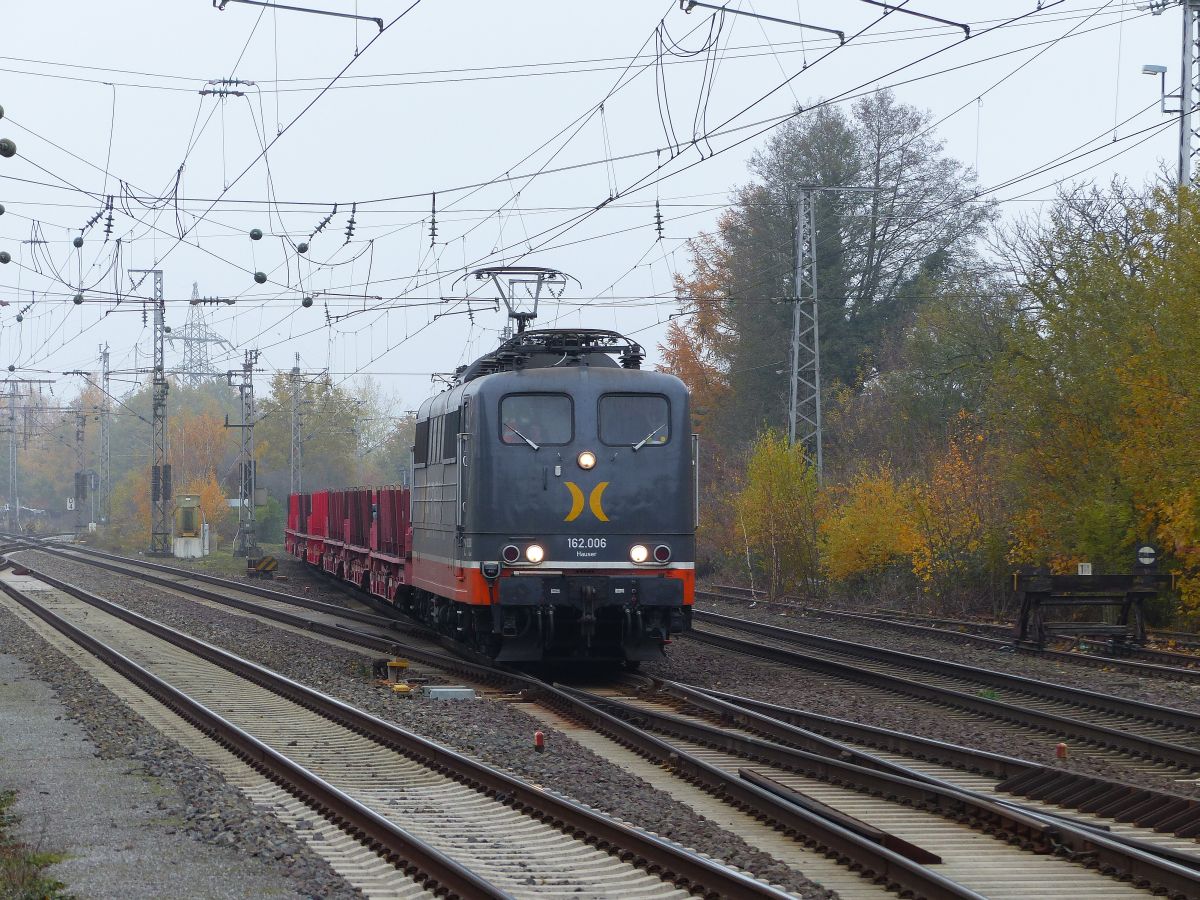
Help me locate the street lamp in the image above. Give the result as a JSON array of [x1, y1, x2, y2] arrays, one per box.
[[1142, 61, 1190, 185], [1142, 63, 1172, 112]]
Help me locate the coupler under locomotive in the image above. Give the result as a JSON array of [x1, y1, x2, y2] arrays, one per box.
[[487, 573, 689, 662]]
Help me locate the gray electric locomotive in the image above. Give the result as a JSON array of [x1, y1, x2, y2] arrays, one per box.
[[407, 328, 696, 663]]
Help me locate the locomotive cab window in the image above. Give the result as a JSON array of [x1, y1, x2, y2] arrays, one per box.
[[600, 394, 670, 447], [500, 394, 572, 446], [427, 416, 441, 465], [413, 419, 429, 466], [443, 408, 460, 460]]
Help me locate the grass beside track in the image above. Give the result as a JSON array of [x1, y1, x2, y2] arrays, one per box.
[[0, 790, 71, 900]]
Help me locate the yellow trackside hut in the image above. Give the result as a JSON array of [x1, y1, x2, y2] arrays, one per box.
[[173, 494, 207, 558]]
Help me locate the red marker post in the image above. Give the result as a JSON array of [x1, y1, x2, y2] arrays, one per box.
[[1055, 742, 1068, 760], [534, 730, 545, 753]]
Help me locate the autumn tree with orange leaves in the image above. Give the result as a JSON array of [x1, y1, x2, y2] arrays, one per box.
[[662, 109, 1200, 622]]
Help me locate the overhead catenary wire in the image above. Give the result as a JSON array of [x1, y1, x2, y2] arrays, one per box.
[[0, 2, 1150, 93], [0, 0, 1180, 391]]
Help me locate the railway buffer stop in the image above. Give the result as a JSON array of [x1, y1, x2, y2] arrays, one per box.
[[1014, 545, 1166, 651]]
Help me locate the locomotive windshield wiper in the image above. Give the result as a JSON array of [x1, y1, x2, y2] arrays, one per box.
[[632, 423, 666, 451], [505, 422, 540, 451]]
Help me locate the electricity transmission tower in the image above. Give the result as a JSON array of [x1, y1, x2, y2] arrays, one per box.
[[170, 282, 235, 385], [130, 268, 171, 555]]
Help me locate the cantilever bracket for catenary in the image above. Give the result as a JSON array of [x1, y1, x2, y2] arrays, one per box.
[[856, 1, 970, 38], [678, 0, 845, 44], [679, 0, 969, 41], [213, 0, 384, 32]]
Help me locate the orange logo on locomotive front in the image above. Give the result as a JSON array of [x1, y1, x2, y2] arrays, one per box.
[[564, 481, 609, 522]]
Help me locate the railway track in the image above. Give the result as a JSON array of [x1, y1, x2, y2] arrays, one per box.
[[0, 559, 779, 899], [697, 586, 1200, 678], [652, 682, 1200, 850], [864, 605, 1200, 670], [17, 542, 1200, 897], [870, 606, 1200, 652], [562, 682, 1200, 899], [689, 611, 1200, 782], [4, 543, 981, 897]]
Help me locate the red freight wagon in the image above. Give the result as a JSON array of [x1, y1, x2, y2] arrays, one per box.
[[285, 486, 413, 604], [285, 493, 305, 554]]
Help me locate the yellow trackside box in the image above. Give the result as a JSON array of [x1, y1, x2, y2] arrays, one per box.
[[175, 494, 202, 538]]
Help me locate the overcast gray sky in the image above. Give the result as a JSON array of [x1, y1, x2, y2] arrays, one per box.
[[0, 1, 1187, 409]]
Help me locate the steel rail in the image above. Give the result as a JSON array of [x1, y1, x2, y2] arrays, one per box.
[[531, 688, 987, 899], [562, 685, 1200, 896], [689, 624, 1200, 771], [662, 679, 1035, 780], [539, 694, 988, 899], [694, 610, 1200, 732], [807, 602, 1200, 676], [7, 543, 481, 675], [34, 543, 1200, 867], [26, 544, 1200, 818], [663, 682, 1200, 851], [30, 541, 401, 629], [0, 572, 506, 900], [701, 584, 1200, 675], [4, 549, 987, 900], [695, 587, 1200, 684], [31, 545, 1200, 893], [0, 557, 790, 900], [872, 606, 1200, 654]]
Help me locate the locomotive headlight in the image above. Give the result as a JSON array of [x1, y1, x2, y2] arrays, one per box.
[[501, 544, 521, 564], [525, 543, 545, 564], [577, 450, 597, 470], [629, 544, 649, 564]]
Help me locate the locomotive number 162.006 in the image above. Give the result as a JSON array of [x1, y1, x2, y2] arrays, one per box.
[[567, 537, 607, 549]]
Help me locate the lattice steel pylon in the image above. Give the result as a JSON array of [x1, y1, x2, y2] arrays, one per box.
[[1182, 0, 1200, 185], [99, 344, 111, 525], [290, 353, 302, 496], [788, 189, 822, 481], [227, 349, 260, 557], [170, 282, 235, 386], [131, 268, 171, 555], [6, 382, 16, 533], [73, 413, 85, 538], [1148, 0, 1200, 185]]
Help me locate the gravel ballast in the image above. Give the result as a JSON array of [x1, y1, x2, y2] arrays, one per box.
[[13, 550, 835, 899], [0, 606, 360, 900]]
